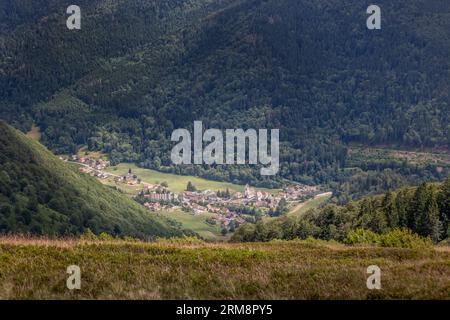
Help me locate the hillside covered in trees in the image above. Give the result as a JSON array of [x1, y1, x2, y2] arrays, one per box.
[[0, 0, 449, 197], [232, 178, 450, 243], [0, 120, 189, 238]]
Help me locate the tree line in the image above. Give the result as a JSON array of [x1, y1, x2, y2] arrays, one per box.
[[232, 178, 450, 244]]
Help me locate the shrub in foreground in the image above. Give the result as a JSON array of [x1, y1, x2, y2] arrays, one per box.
[[345, 228, 432, 249]]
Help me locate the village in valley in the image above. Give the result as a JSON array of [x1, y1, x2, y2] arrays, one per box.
[[136, 182, 319, 229], [64, 155, 321, 232]]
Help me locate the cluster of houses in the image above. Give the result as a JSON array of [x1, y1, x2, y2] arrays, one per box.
[[139, 185, 248, 228], [139, 185, 177, 211], [222, 184, 318, 208], [70, 155, 110, 170], [278, 184, 319, 201], [113, 170, 140, 185], [138, 183, 320, 229], [140, 184, 319, 213], [211, 210, 246, 229], [78, 167, 110, 179], [66, 155, 111, 179], [230, 186, 277, 208]]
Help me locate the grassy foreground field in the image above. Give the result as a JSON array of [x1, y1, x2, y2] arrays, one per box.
[[0, 237, 448, 300]]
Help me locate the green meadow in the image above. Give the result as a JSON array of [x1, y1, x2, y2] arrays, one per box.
[[159, 210, 229, 241], [288, 192, 333, 217], [104, 163, 279, 194]]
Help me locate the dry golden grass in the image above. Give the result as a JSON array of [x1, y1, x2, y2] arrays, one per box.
[[26, 124, 41, 141], [0, 236, 449, 300]]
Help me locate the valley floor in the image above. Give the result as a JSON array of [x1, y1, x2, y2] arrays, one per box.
[[0, 237, 448, 300]]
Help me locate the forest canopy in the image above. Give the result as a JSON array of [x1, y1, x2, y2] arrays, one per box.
[[0, 0, 449, 199]]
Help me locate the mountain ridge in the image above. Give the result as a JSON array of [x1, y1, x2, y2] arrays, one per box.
[[0, 119, 188, 238], [0, 0, 449, 198]]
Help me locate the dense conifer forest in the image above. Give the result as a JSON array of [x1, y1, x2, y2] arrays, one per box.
[[1, 0, 449, 197]]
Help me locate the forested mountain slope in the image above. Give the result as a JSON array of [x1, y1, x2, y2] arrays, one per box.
[[0, 0, 449, 195], [0, 120, 187, 238]]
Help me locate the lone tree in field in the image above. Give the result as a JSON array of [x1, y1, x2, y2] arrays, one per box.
[[186, 181, 197, 192]]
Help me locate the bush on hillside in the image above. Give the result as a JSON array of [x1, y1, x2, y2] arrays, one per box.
[[345, 228, 432, 249]]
